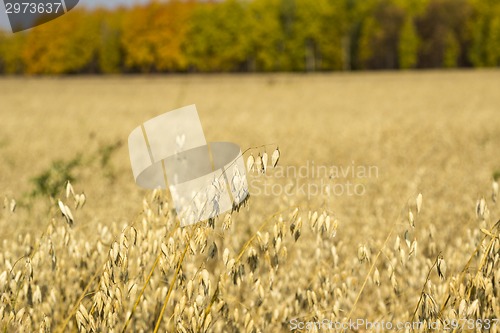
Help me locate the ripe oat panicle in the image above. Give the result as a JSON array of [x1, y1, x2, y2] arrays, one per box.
[[492, 181, 498, 203], [246, 154, 255, 173], [261, 152, 268, 174], [416, 193, 423, 214], [437, 255, 446, 280]]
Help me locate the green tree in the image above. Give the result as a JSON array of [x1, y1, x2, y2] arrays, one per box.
[[247, 0, 284, 71], [332, 0, 360, 71], [184, 0, 251, 72], [290, 0, 327, 71], [275, 0, 351, 71], [357, 0, 405, 69], [0, 32, 26, 74], [293, 0, 347, 71], [443, 31, 459, 67], [357, 16, 377, 68], [485, 15, 500, 66], [468, 0, 500, 67], [398, 17, 419, 69]]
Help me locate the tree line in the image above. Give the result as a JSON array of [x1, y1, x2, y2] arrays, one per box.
[[0, 0, 499, 74]]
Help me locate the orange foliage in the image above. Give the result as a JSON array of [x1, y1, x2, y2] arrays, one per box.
[[22, 9, 100, 74], [121, 1, 196, 72]]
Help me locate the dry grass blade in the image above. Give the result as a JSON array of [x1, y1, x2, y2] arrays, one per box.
[[410, 255, 439, 327], [121, 253, 161, 333], [152, 227, 194, 333]]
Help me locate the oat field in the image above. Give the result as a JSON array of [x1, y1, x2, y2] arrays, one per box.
[[0, 71, 500, 332]]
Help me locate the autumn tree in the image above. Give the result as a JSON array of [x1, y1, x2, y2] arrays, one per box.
[[357, 0, 405, 69], [97, 9, 124, 73], [121, 1, 195, 73], [247, 0, 284, 71], [415, 0, 471, 68], [21, 9, 100, 74], [0, 0, 499, 74]]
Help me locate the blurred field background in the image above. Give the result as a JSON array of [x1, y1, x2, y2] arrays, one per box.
[[1, 70, 499, 239], [1, 0, 500, 332]]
